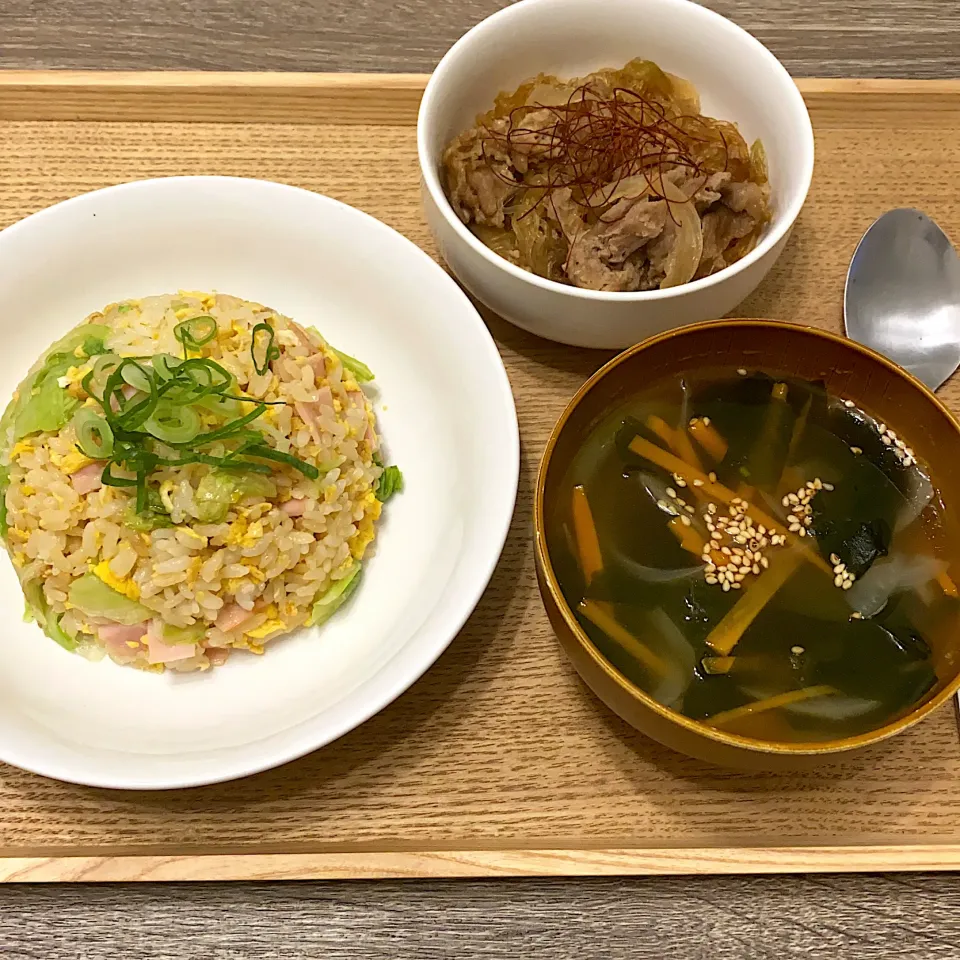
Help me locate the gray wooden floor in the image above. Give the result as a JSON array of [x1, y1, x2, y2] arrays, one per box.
[[3, 0, 960, 956], [3, 874, 960, 959]]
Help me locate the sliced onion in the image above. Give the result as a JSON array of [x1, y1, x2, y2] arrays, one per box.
[[658, 178, 703, 288], [648, 607, 695, 709], [589, 174, 656, 208], [846, 554, 947, 619], [896, 466, 935, 533]]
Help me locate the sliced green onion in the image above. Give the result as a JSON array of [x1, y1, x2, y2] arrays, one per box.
[[73, 408, 114, 458], [242, 443, 320, 479], [152, 353, 183, 381], [117, 304, 133, 314], [120, 361, 152, 394], [165, 402, 267, 447], [86, 353, 122, 399], [144, 402, 201, 444], [100, 462, 138, 487], [376, 464, 403, 502], [174, 315, 218, 357], [196, 393, 241, 418], [251, 322, 279, 376]]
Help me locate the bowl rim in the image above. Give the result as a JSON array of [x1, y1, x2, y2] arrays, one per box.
[[417, 0, 816, 303], [0, 175, 522, 789], [534, 318, 960, 756]]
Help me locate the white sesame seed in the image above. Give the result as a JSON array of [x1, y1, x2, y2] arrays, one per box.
[[850, 446, 862, 455], [709, 472, 717, 483], [834, 575, 844, 587], [842, 580, 853, 590], [799, 528, 807, 537], [830, 553, 840, 564], [685, 505, 695, 514], [851, 612, 862, 620], [760, 556, 770, 568], [706, 575, 718, 584], [752, 564, 760, 575], [722, 581, 730, 592], [721, 547, 731, 556], [703, 417, 711, 426], [882, 435, 892, 445], [791, 645, 804, 654], [823, 482, 834, 491], [679, 514, 691, 527], [731, 581, 741, 589], [693, 479, 704, 487], [789, 523, 801, 532], [787, 514, 798, 525], [888, 429, 897, 441], [737, 368, 747, 376], [844, 399, 855, 408], [879, 423, 887, 434], [666, 487, 677, 499]]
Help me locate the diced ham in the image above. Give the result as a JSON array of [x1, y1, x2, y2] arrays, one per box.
[[307, 354, 326, 381], [364, 423, 379, 452], [146, 619, 197, 664], [280, 498, 308, 517], [295, 401, 323, 445], [215, 602, 254, 633], [71, 461, 105, 495], [315, 386, 333, 410], [347, 390, 364, 410], [148, 635, 197, 664], [97, 621, 148, 657], [289, 321, 317, 352]]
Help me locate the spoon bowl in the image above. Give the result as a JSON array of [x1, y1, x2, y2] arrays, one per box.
[[845, 208, 960, 391]]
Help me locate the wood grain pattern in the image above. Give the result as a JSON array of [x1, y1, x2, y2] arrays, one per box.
[[6, 844, 960, 882], [1, 76, 960, 881], [2, 73, 960, 124], [1, 874, 958, 960], [1, 0, 959, 79]]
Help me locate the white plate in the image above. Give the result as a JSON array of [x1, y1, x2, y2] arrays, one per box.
[[0, 176, 519, 789]]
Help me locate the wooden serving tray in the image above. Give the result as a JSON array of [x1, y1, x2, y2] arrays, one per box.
[[1, 72, 960, 882]]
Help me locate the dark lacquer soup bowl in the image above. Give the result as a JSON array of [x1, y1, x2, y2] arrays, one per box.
[[535, 319, 960, 769]]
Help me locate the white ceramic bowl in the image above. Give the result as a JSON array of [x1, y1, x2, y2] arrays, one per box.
[[418, 0, 815, 349], [0, 176, 519, 789]]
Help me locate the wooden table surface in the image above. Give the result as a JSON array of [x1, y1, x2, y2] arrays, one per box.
[[2, 0, 960, 956]]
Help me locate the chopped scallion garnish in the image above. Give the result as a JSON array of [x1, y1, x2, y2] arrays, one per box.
[[251, 322, 280, 376], [174, 315, 218, 358]]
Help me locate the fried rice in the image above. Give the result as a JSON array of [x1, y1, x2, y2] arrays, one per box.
[[0, 292, 396, 672]]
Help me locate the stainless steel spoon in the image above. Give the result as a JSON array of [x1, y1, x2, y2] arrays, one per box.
[[844, 209, 960, 391]]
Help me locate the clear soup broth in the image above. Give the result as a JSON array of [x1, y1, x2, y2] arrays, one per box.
[[550, 369, 959, 743]]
